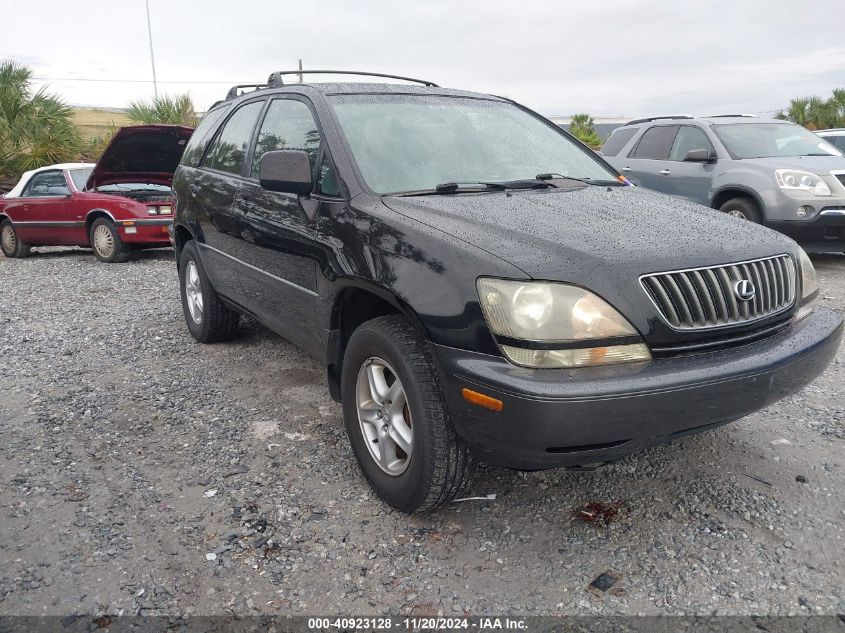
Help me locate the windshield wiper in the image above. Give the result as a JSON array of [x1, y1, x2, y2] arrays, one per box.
[[536, 172, 623, 186], [436, 179, 554, 193], [389, 179, 555, 197]]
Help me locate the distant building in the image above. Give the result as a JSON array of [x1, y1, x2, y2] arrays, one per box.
[[549, 116, 629, 142]]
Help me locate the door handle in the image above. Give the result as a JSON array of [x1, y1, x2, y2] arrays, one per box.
[[621, 167, 632, 172], [659, 169, 672, 175], [189, 184, 199, 198]]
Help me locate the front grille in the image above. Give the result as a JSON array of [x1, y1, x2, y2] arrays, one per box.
[[641, 254, 796, 330]]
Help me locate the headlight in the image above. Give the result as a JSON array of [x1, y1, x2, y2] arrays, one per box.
[[476, 278, 650, 368], [158, 205, 172, 214], [795, 248, 818, 321], [775, 169, 831, 196]]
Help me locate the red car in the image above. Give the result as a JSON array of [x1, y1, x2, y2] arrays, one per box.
[[0, 124, 193, 263]]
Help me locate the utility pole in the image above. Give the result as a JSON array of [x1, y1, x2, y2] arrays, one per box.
[[298, 59, 303, 84], [145, 0, 159, 97]]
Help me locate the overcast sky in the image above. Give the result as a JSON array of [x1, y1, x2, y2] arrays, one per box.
[[3, 0, 843, 118]]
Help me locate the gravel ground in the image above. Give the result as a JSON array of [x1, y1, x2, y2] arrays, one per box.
[[0, 246, 843, 618]]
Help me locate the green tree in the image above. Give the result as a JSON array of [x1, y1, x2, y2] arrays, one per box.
[[777, 89, 845, 130], [568, 113, 602, 149], [0, 59, 81, 175], [127, 94, 198, 127]]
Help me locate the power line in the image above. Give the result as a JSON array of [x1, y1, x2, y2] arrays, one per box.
[[32, 77, 252, 84]]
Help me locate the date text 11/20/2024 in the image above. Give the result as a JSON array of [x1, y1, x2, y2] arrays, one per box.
[[307, 617, 528, 630]]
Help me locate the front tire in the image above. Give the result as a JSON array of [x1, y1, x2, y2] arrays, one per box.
[[179, 240, 239, 343], [719, 197, 762, 223], [341, 315, 475, 513], [90, 218, 128, 263], [1, 220, 30, 258]]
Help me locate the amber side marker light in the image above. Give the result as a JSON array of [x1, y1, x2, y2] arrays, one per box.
[[462, 388, 504, 412]]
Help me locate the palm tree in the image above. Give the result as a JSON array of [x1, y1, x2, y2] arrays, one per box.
[[568, 113, 603, 149], [127, 94, 198, 127], [778, 90, 845, 129], [0, 59, 81, 175]]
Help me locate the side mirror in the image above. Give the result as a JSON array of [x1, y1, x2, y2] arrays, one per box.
[[259, 150, 313, 195], [684, 148, 716, 163]]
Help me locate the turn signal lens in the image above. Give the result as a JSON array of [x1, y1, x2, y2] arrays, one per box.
[[462, 388, 504, 412], [500, 343, 651, 369]]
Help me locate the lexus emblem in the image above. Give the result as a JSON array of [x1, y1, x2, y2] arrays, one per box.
[[734, 279, 756, 301]]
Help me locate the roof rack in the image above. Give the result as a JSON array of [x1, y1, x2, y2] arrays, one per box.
[[704, 114, 759, 118], [266, 70, 438, 88], [626, 115, 694, 125], [225, 83, 269, 100]]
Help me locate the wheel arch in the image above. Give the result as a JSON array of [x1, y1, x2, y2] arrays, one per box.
[[711, 186, 765, 216], [84, 208, 117, 234], [325, 282, 430, 402], [172, 223, 195, 266]]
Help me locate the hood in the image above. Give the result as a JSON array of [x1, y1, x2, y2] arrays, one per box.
[[746, 154, 845, 173], [383, 185, 797, 282], [85, 125, 194, 190]]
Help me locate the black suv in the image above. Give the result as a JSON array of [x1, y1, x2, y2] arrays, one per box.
[[172, 71, 842, 513]]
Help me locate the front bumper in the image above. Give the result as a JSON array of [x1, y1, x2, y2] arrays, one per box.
[[432, 307, 842, 470], [116, 217, 173, 244], [766, 210, 845, 253]]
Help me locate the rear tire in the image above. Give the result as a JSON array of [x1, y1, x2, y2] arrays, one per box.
[[90, 218, 128, 263], [341, 315, 475, 513], [719, 197, 761, 223], [1, 220, 30, 258], [179, 240, 239, 343]]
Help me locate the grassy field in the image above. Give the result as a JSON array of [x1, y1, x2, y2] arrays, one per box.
[[72, 107, 132, 141]]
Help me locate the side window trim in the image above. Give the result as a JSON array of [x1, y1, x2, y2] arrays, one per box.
[[245, 95, 325, 183], [198, 97, 267, 178]]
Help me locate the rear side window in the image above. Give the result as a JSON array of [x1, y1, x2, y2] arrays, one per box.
[[601, 127, 637, 156], [182, 105, 230, 167], [630, 125, 679, 159], [203, 100, 264, 175], [669, 126, 713, 161], [250, 99, 321, 178], [22, 170, 69, 197]]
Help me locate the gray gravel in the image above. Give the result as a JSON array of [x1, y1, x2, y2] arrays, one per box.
[[0, 246, 843, 617]]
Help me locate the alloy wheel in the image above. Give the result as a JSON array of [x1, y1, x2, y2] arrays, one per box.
[[355, 357, 413, 476], [184, 260, 204, 324], [727, 209, 747, 220]]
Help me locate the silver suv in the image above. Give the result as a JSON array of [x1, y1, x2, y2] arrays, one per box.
[[602, 115, 845, 253]]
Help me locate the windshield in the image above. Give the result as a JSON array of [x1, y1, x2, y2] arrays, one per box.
[[714, 123, 843, 159], [329, 95, 618, 194], [69, 168, 93, 191], [95, 183, 172, 193]]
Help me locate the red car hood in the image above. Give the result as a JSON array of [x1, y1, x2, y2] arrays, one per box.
[[85, 124, 194, 190]]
